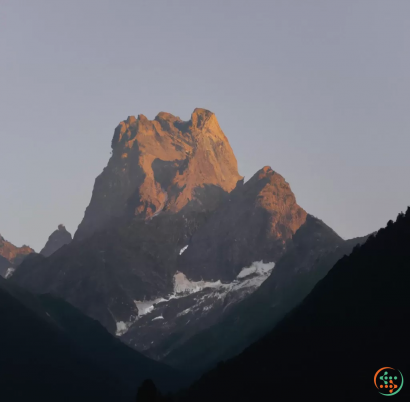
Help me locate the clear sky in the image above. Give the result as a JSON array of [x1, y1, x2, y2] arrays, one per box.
[[1, 1, 410, 251]]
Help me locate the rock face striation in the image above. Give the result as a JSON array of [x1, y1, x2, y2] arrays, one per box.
[[40, 224, 72, 257], [75, 108, 242, 240]]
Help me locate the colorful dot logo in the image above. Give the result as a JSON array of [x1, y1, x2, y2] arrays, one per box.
[[374, 367, 403, 396]]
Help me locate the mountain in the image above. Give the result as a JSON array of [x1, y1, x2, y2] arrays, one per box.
[[11, 108, 365, 381], [11, 109, 307, 345], [11, 109, 242, 334], [162, 216, 369, 371], [0, 234, 33, 277], [75, 108, 242, 240], [173, 208, 410, 401], [40, 224, 72, 257], [0, 234, 34, 265], [121, 167, 307, 360], [178, 166, 307, 282], [0, 276, 189, 402]]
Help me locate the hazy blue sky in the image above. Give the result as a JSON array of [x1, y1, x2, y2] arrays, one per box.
[[1, 1, 410, 251]]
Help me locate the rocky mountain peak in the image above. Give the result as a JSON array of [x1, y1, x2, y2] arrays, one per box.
[[0, 235, 34, 266], [76, 108, 242, 239], [126, 115, 137, 125], [248, 167, 307, 236], [258, 165, 274, 177], [179, 166, 307, 282], [190, 108, 217, 130], [40, 225, 72, 257]]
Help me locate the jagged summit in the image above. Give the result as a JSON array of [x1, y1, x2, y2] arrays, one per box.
[[40, 224, 72, 257], [77, 108, 242, 240], [257, 165, 274, 176], [111, 109, 225, 149], [245, 166, 307, 235], [179, 166, 307, 281], [0, 234, 33, 266]]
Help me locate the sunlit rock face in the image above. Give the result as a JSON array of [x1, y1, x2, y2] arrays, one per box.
[[75, 108, 242, 240], [12, 109, 243, 333], [11, 108, 307, 357], [179, 166, 307, 282], [0, 234, 34, 269]]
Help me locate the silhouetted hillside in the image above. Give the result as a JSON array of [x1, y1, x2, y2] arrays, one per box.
[[173, 208, 410, 401], [164, 216, 368, 371], [0, 277, 188, 402]]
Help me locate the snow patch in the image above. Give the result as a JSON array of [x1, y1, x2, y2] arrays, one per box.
[[173, 261, 275, 296], [179, 245, 189, 255], [117, 261, 275, 336], [116, 321, 132, 336], [149, 190, 168, 219], [135, 298, 164, 317], [177, 308, 192, 317], [5, 268, 15, 279], [237, 261, 275, 279], [173, 272, 223, 295]]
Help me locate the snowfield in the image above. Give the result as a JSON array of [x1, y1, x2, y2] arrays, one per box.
[[116, 261, 275, 337]]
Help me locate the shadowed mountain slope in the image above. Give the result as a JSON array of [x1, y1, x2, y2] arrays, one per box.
[[11, 111, 308, 346], [40, 224, 72, 257], [178, 166, 307, 282], [0, 254, 11, 277], [174, 208, 410, 401], [163, 215, 368, 371], [0, 277, 189, 402]]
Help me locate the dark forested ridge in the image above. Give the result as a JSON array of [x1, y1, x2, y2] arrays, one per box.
[[156, 208, 410, 401], [0, 277, 189, 402]]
